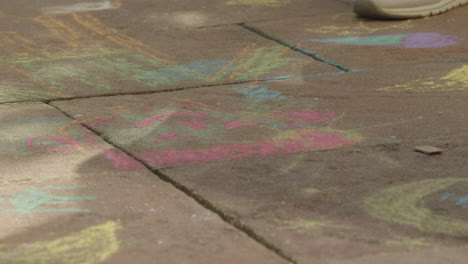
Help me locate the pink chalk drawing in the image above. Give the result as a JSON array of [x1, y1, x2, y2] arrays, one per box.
[[150, 133, 196, 144], [88, 114, 121, 128], [27, 135, 79, 153], [225, 121, 262, 130], [273, 110, 336, 128], [137, 130, 354, 168], [75, 122, 101, 150], [148, 211, 160, 216], [81, 101, 359, 169], [136, 112, 209, 128], [103, 150, 142, 169], [183, 119, 207, 131]]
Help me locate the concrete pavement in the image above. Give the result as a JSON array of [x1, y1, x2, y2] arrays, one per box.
[[0, 0, 467, 263]]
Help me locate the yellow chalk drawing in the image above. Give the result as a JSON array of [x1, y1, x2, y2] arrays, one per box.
[[0, 221, 121, 264], [306, 20, 414, 36], [26, 13, 171, 63], [364, 178, 468, 236], [299, 187, 337, 196], [378, 65, 468, 92], [385, 237, 436, 248], [301, 188, 322, 195], [271, 127, 362, 143], [226, 0, 290, 7], [278, 218, 349, 232], [441, 64, 468, 83]]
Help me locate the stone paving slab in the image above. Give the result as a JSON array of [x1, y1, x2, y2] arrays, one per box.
[[0, 13, 338, 103], [51, 62, 468, 263], [162, 142, 468, 264], [52, 62, 468, 167], [245, 7, 468, 70], [92, 0, 350, 31], [0, 0, 350, 29], [0, 102, 289, 264]]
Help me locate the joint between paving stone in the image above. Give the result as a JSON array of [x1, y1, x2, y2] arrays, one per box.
[[47, 102, 298, 264], [241, 24, 352, 72], [1, 76, 305, 105], [148, 170, 298, 264], [39, 78, 278, 103]]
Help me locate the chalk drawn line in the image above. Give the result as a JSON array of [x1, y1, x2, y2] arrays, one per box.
[[0, 185, 97, 214], [0, 221, 121, 264]]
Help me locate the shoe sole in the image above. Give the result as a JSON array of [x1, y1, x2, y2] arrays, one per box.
[[354, 0, 468, 19]]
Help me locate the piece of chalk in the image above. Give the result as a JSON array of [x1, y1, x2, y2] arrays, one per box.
[[414, 145, 442, 155]]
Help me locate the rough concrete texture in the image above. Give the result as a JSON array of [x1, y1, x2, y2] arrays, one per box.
[[1, 0, 468, 263], [53, 63, 468, 163], [0, 0, 351, 29], [0, 102, 288, 264], [162, 143, 468, 264], [246, 7, 468, 69], [52, 63, 468, 262]]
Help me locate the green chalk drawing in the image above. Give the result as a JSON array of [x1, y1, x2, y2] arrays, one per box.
[[0, 185, 96, 214], [0, 14, 299, 104], [1, 14, 294, 102], [15, 45, 290, 94], [136, 46, 291, 83], [84, 55, 168, 87], [229, 46, 290, 80], [20, 61, 113, 91], [0, 86, 62, 101]]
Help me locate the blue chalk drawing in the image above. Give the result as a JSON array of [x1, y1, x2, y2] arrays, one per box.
[[455, 196, 468, 208], [251, 69, 366, 83], [0, 185, 96, 214], [309, 35, 406, 46], [303, 33, 460, 48], [233, 85, 287, 101], [439, 192, 468, 209], [440, 192, 452, 201]]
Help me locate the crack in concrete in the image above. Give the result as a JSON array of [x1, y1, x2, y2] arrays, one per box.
[[0, 78, 278, 105], [48, 102, 298, 264], [241, 24, 352, 72], [0, 67, 351, 105]]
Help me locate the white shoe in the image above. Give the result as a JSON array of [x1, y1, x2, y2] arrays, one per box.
[[354, 0, 468, 19]]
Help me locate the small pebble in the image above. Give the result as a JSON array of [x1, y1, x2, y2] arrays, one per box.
[[415, 145, 442, 155]]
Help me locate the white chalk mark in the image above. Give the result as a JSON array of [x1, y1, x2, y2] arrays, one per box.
[[44, 1, 119, 15]]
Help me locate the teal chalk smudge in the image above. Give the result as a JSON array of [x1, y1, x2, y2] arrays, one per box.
[[439, 192, 468, 209], [137, 59, 233, 82], [440, 192, 452, 201], [0, 186, 96, 214], [251, 69, 365, 83], [43, 185, 88, 190], [455, 196, 468, 208], [182, 59, 233, 76], [233, 85, 286, 101], [306, 34, 406, 46], [442, 59, 468, 63]]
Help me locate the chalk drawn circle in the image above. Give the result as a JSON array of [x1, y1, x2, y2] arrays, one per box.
[[364, 178, 468, 236], [28, 135, 79, 153]]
